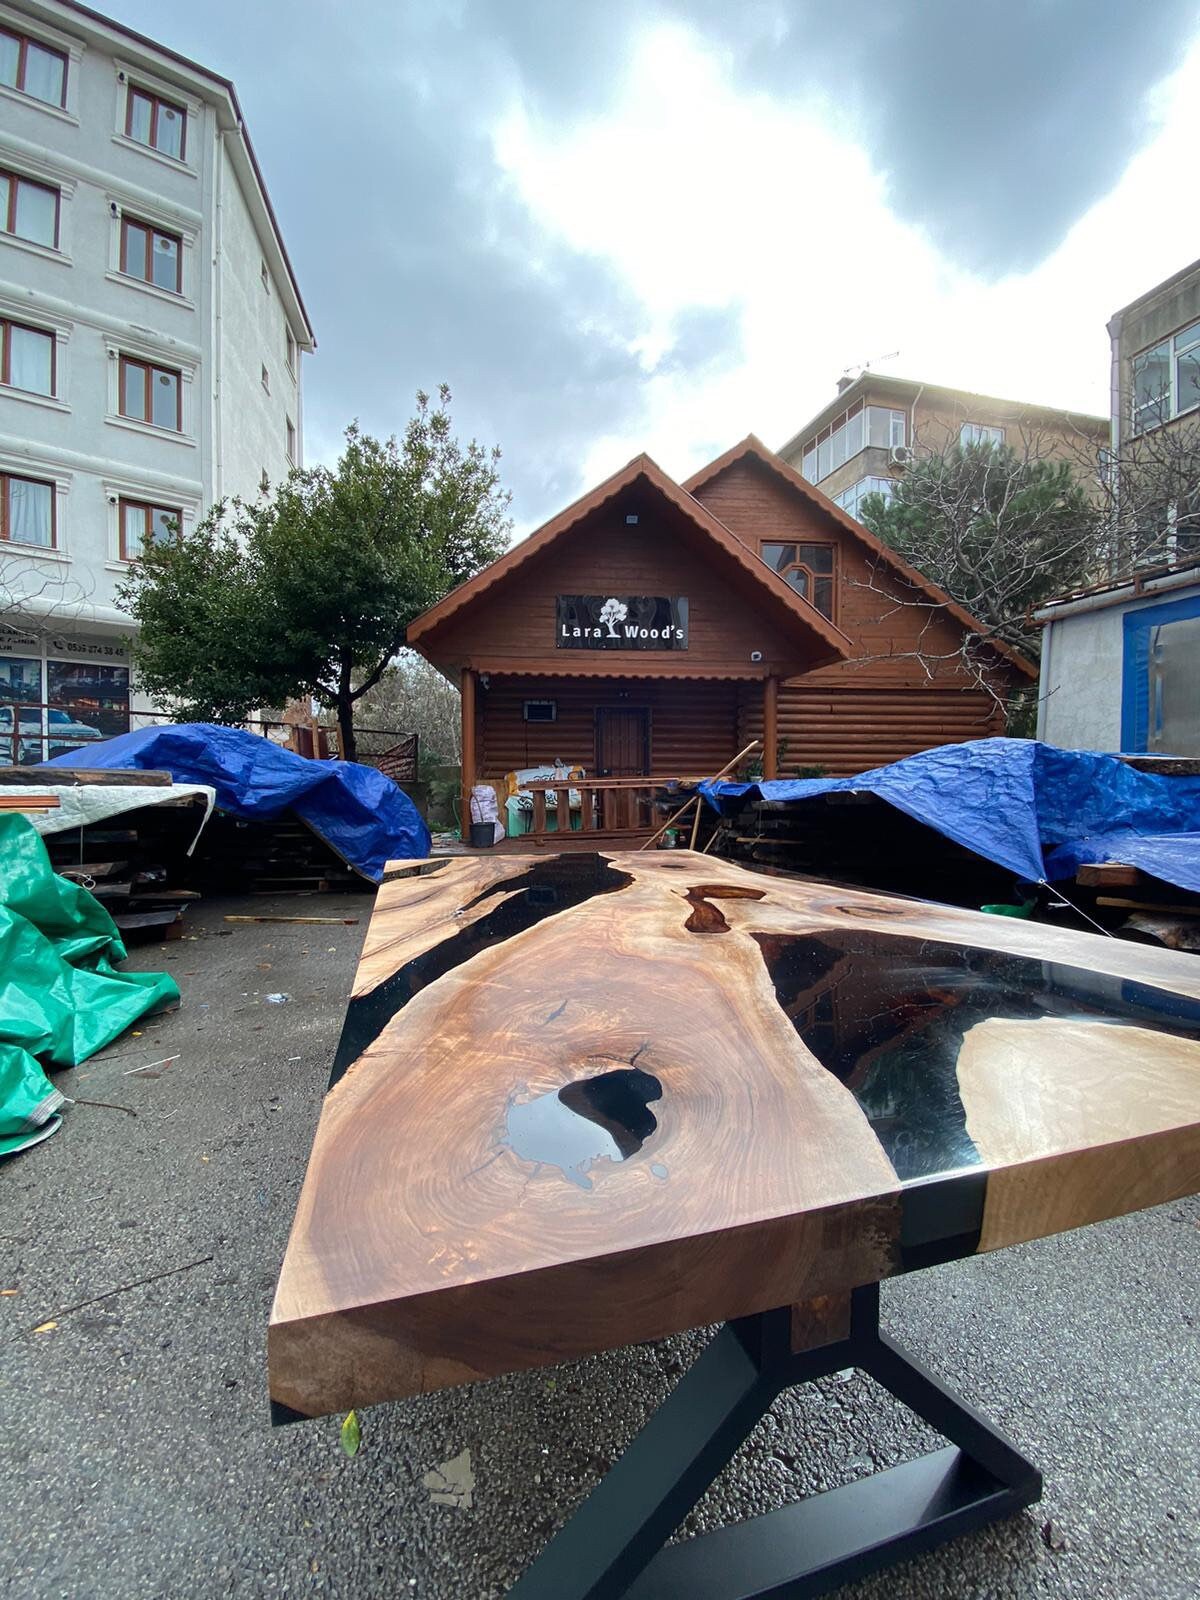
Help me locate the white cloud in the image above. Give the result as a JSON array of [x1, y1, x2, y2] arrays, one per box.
[[494, 22, 1200, 508]]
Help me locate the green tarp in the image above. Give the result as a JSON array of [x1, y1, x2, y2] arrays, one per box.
[[0, 813, 179, 1157]]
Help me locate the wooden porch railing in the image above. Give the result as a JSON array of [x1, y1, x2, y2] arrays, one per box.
[[521, 776, 699, 839]]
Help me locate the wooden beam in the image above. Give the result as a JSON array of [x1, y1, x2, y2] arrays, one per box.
[[763, 675, 779, 781], [459, 667, 477, 837], [1076, 863, 1141, 888]]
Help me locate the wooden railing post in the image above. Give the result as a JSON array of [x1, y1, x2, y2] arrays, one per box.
[[763, 675, 779, 781], [460, 668, 476, 836]]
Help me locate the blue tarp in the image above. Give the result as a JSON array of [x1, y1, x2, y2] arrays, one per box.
[[701, 738, 1200, 894], [44, 723, 430, 882]]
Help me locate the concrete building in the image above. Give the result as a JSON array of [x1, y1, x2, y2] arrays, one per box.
[[1108, 256, 1200, 558], [0, 0, 314, 760], [1034, 560, 1200, 755], [778, 373, 1107, 520], [1035, 260, 1200, 756]]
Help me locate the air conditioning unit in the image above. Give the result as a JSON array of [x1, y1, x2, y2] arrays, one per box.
[[889, 445, 913, 468]]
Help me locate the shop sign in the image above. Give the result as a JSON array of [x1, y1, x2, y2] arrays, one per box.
[[556, 595, 688, 650]]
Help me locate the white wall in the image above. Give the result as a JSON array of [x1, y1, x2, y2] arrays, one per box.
[[215, 139, 301, 502], [1038, 606, 1125, 750], [1039, 583, 1200, 752], [0, 0, 309, 753]]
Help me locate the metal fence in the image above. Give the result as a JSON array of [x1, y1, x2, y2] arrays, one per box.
[[0, 702, 417, 776]]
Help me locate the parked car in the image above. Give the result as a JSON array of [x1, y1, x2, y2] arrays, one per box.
[[0, 706, 106, 762]]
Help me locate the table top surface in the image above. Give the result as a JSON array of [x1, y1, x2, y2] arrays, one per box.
[[269, 851, 1200, 1419]]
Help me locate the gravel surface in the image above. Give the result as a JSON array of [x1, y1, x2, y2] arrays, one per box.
[[1, 891, 1197, 1599]]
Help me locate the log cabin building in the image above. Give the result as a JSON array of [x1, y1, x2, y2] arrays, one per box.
[[406, 436, 1034, 834]]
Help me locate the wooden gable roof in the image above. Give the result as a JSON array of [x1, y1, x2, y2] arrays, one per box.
[[407, 451, 851, 663], [684, 435, 1037, 680]]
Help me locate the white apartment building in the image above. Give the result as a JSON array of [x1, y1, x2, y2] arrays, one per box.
[[0, 0, 314, 761]]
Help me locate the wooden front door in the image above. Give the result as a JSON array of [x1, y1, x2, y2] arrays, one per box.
[[596, 707, 650, 776]]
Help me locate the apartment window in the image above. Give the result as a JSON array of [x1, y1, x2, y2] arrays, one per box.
[[960, 422, 1005, 449], [261, 363, 270, 393], [119, 498, 180, 560], [761, 541, 837, 620], [1, 471, 54, 547], [120, 216, 181, 293], [119, 355, 181, 430], [0, 25, 67, 107], [0, 167, 59, 248], [1131, 321, 1200, 436], [0, 317, 54, 395], [286, 417, 296, 463], [126, 86, 186, 160], [1174, 321, 1200, 419], [285, 327, 296, 372], [801, 405, 906, 483], [833, 476, 893, 520]]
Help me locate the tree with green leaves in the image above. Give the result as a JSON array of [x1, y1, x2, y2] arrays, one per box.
[[119, 388, 510, 761], [858, 440, 1101, 663]]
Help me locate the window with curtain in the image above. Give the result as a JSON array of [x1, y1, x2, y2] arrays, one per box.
[[120, 217, 181, 293], [0, 26, 67, 106], [1, 318, 54, 394], [126, 86, 186, 160], [119, 498, 180, 559], [119, 356, 181, 430], [2, 473, 54, 546], [0, 168, 59, 248]]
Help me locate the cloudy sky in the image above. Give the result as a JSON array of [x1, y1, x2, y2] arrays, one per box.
[[110, 0, 1200, 529]]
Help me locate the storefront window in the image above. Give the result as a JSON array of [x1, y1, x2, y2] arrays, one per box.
[[0, 656, 42, 763], [45, 660, 130, 759]]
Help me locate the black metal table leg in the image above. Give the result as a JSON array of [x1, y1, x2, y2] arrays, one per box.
[[508, 1285, 1041, 1600]]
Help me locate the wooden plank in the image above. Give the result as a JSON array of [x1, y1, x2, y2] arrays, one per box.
[[555, 787, 570, 835], [271, 851, 1200, 1419], [0, 767, 172, 787], [0, 793, 60, 810], [531, 789, 547, 835], [1076, 863, 1141, 887]]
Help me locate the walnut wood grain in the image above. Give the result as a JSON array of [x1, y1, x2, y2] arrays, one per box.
[[271, 851, 1200, 1418], [960, 1019, 1200, 1251]]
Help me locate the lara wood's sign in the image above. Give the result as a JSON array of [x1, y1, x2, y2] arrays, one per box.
[[556, 595, 689, 650]]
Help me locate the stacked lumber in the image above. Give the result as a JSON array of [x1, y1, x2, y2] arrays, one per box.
[[0, 792, 60, 814], [712, 792, 1017, 909], [3, 769, 200, 941], [192, 811, 364, 894], [47, 815, 200, 941]]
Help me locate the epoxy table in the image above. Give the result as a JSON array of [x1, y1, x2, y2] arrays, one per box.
[[270, 851, 1200, 1598]]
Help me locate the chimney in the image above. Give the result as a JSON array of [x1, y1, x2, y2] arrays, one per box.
[[836, 374, 854, 394]]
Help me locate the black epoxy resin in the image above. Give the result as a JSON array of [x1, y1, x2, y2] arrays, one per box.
[[328, 855, 631, 1088], [755, 929, 1200, 1181]]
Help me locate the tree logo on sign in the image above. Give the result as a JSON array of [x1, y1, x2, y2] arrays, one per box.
[[599, 597, 628, 638]]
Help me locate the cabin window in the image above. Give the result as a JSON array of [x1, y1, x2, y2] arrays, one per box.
[[761, 541, 836, 621]]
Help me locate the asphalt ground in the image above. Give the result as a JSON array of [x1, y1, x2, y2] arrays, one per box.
[[1, 890, 1197, 1600]]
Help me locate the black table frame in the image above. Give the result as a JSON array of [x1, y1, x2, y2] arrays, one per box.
[[508, 1282, 1041, 1600]]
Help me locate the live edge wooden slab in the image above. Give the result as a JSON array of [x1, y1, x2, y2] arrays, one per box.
[[270, 850, 1200, 1419]]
